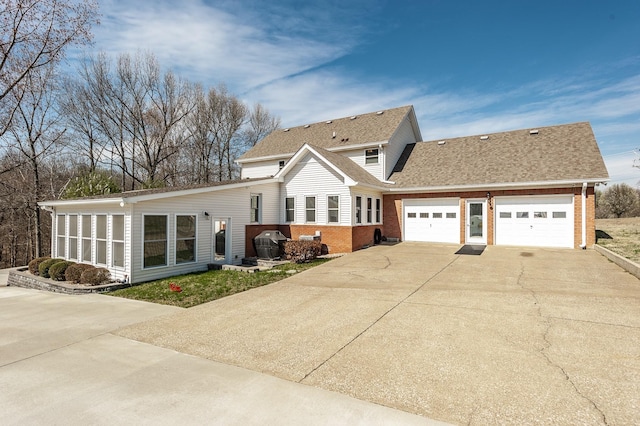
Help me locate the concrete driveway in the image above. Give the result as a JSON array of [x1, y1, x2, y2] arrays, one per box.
[[117, 243, 640, 425]]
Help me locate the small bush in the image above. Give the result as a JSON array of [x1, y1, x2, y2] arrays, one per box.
[[65, 263, 94, 283], [28, 256, 51, 275], [80, 267, 111, 286], [48, 261, 76, 281], [283, 240, 322, 263], [38, 258, 65, 278]]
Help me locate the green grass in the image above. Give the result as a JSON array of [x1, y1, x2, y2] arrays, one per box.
[[107, 259, 332, 308]]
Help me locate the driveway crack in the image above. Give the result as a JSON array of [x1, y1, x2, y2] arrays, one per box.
[[299, 256, 460, 383]]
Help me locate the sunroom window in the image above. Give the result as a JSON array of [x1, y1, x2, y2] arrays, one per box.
[[144, 215, 167, 268], [112, 215, 125, 268], [56, 215, 65, 258], [176, 215, 196, 264]]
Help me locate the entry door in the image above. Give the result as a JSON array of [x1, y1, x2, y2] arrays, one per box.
[[213, 218, 231, 263], [466, 200, 487, 244]]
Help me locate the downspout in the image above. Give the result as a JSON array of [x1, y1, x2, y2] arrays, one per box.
[[581, 182, 587, 249]]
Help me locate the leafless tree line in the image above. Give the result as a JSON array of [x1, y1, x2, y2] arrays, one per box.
[[0, 0, 280, 267]]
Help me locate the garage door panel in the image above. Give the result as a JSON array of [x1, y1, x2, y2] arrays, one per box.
[[495, 196, 574, 248], [404, 199, 460, 244]]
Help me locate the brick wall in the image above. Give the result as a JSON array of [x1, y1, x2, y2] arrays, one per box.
[[383, 187, 596, 249], [289, 225, 353, 253], [352, 225, 382, 250]]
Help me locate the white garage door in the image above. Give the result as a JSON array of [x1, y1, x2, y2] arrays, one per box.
[[403, 198, 460, 244], [495, 196, 574, 248]]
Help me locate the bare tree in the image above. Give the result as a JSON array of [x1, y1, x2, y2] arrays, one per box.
[[243, 103, 280, 148], [600, 183, 640, 218], [0, 0, 98, 138]]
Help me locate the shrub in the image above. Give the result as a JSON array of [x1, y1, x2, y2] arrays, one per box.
[[65, 263, 94, 283], [79, 267, 111, 286], [48, 261, 75, 281], [28, 256, 51, 275], [283, 240, 322, 263], [38, 258, 65, 278]]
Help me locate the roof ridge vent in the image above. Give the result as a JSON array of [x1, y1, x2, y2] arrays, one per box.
[[437, 140, 446, 145], [326, 120, 332, 124], [480, 135, 489, 140], [529, 129, 539, 135], [376, 111, 384, 115]]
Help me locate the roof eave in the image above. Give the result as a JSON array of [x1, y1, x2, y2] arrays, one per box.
[[388, 178, 610, 194]]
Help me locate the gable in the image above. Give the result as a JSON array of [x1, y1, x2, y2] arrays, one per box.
[[389, 122, 609, 188]]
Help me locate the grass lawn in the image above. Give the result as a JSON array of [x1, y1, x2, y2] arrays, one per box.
[[596, 217, 640, 263], [107, 259, 332, 308]]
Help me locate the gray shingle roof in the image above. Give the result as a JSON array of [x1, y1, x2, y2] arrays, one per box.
[[389, 122, 609, 188], [305, 145, 387, 188], [238, 105, 414, 161]]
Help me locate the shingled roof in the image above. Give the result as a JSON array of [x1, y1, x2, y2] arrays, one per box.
[[238, 105, 415, 161], [389, 122, 609, 188]]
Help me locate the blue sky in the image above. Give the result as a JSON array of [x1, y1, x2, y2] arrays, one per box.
[[90, 0, 640, 186]]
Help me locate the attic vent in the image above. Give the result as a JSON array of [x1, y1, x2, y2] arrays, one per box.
[[529, 129, 539, 135], [304, 124, 310, 128], [480, 135, 489, 140], [350, 115, 357, 120], [332, 131, 336, 138], [325, 120, 332, 124], [376, 111, 384, 115], [283, 128, 290, 132], [437, 140, 446, 145]]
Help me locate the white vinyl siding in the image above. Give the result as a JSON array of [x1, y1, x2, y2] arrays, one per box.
[[240, 160, 286, 179], [384, 115, 420, 180], [282, 153, 351, 225], [343, 148, 384, 181]]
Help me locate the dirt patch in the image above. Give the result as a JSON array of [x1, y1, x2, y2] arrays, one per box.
[[596, 217, 640, 263]]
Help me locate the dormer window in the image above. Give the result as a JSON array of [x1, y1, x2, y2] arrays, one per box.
[[365, 148, 379, 164]]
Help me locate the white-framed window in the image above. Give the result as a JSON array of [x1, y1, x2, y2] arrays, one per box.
[[112, 215, 125, 268], [328, 195, 339, 223], [81, 214, 92, 262], [305, 196, 316, 222], [68, 215, 78, 260], [56, 215, 66, 258], [365, 148, 379, 164], [143, 215, 167, 268], [355, 196, 362, 224], [375, 198, 381, 223], [96, 214, 107, 265], [250, 194, 261, 223], [367, 197, 373, 223], [176, 215, 196, 264], [285, 197, 295, 222]]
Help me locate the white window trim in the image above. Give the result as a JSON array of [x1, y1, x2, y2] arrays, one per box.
[[142, 214, 169, 270], [327, 195, 340, 224], [81, 214, 92, 263], [366, 197, 373, 224], [56, 214, 66, 258], [365, 148, 379, 164], [375, 198, 382, 224], [305, 195, 317, 223], [175, 213, 198, 265], [284, 196, 295, 223], [111, 214, 126, 269], [95, 214, 108, 266], [355, 195, 362, 225], [250, 193, 262, 224]]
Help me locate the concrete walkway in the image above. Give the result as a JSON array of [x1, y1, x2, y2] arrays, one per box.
[[117, 243, 640, 425], [0, 286, 441, 425]]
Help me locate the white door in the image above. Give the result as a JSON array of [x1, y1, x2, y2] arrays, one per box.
[[403, 199, 460, 244], [212, 218, 231, 263], [465, 199, 487, 244], [495, 196, 574, 248]]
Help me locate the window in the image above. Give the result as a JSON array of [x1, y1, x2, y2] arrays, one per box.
[[500, 212, 512, 219], [285, 197, 295, 222], [534, 211, 547, 218], [68, 215, 78, 260], [278, 160, 285, 169], [176, 215, 196, 264], [355, 196, 362, 224], [305, 196, 316, 222], [420, 212, 428, 218], [433, 213, 443, 218], [407, 212, 417, 218], [376, 198, 381, 223], [516, 212, 529, 219], [365, 148, 379, 164], [112, 215, 125, 268], [95, 215, 107, 265], [56, 215, 66, 258], [446, 212, 457, 219], [552, 211, 567, 219], [328, 195, 339, 223], [144, 215, 167, 268], [82, 215, 91, 262], [366, 197, 372, 223], [250, 194, 261, 223]]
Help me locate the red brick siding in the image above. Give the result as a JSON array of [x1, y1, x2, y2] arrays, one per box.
[[352, 225, 382, 251]]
